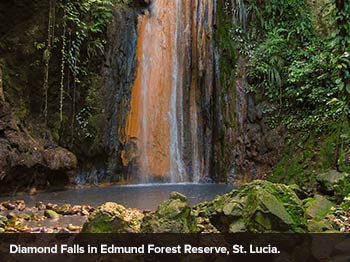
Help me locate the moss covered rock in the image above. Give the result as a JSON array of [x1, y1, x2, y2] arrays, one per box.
[[316, 170, 347, 194], [44, 210, 59, 220], [141, 192, 198, 233], [194, 180, 307, 233], [305, 195, 334, 221], [82, 202, 143, 233]]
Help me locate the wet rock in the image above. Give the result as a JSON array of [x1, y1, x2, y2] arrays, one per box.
[[141, 192, 198, 233], [40, 228, 48, 233], [59, 228, 70, 233], [36, 201, 46, 210], [31, 227, 41, 233], [0, 100, 77, 194], [82, 202, 144, 233], [54, 204, 71, 215], [46, 203, 58, 210], [30, 214, 39, 221], [194, 180, 307, 233], [44, 210, 59, 220], [0, 215, 7, 228], [18, 213, 31, 221], [5, 227, 17, 233], [68, 205, 82, 215], [15, 200, 26, 211], [7, 212, 17, 220], [2, 201, 15, 210], [67, 224, 81, 232]]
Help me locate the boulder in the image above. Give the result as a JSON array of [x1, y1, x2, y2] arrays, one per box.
[[0, 101, 77, 194], [82, 202, 144, 233], [44, 210, 60, 220], [316, 170, 347, 194], [305, 195, 334, 221], [194, 180, 307, 233], [141, 192, 198, 233]]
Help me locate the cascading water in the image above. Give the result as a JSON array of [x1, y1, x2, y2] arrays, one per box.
[[123, 0, 216, 183]]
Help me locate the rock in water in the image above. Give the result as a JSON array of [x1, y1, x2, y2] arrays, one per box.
[[44, 210, 60, 220], [82, 202, 144, 233], [194, 180, 307, 233], [141, 192, 198, 233]]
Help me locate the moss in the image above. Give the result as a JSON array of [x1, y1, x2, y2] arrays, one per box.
[[269, 123, 347, 192], [141, 192, 198, 233], [304, 195, 335, 221], [195, 180, 307, 233], [82, 202, 143, 233], [334, 176, 350, 203]]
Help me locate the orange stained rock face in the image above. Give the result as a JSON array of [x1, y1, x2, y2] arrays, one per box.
[[125, 0, 178, 179], [124, 0, 215, 181]]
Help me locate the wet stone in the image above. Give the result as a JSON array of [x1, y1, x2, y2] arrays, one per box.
[[46, 203, 58, 210], [18, 213, 31, 221], [67, 224, 81, 231], [15, 200, 26, 211], [54, 204, 71, 215], [2, 202, 15, 210], [7, 212, 17, 220], [44, 210, 60, 220], [36, 201, 46, 210]]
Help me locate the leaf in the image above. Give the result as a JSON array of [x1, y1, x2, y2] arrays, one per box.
[[346, 83, 350, 95]]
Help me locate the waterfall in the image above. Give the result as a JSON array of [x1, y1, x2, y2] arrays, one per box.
[[170, 0, 186, 183], [123, 0, 216, 183]]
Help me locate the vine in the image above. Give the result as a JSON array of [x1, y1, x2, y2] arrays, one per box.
[[42, 0, 56, 125]]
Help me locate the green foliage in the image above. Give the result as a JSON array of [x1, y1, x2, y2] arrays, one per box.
[[59, 0, 114, 82], [34, 41, 46, 51], [331, 0, 350, 118], [241, 0, 344, 131]]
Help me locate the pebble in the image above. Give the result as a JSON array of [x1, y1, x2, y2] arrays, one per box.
[[7, 212, 17, 220], [46, 203, 58, 210], [67, 224, 80, 232], [31, 227, 41, 233], [15, 200, 26, 211], [2, 202, 15, 210], [44, 210, 60, 220], [36, 201, 46, 210], [0, 215, 8, 223], [18, 213, 31, 221], [59, 228, 71, 233], [0, 200, 96, 233], [69, 205, 82, 215]]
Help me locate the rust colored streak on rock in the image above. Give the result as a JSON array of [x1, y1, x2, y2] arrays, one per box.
[[125, 1, 179, 179]]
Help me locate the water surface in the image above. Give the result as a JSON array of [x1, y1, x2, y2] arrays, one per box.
[[0, 184, 234, 210]]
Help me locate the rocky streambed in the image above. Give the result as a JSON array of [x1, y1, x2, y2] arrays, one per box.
[[0, 180, 349, 233]]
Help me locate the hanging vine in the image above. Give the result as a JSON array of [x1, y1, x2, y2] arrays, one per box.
[[59, 4, 67, 126], [42, 0, 56, 125]]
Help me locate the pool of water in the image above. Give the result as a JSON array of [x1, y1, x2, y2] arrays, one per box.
[[0, 183, 234, 210]]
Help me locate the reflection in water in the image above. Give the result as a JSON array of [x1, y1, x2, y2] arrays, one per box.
[[1, 184, 233, 211]]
